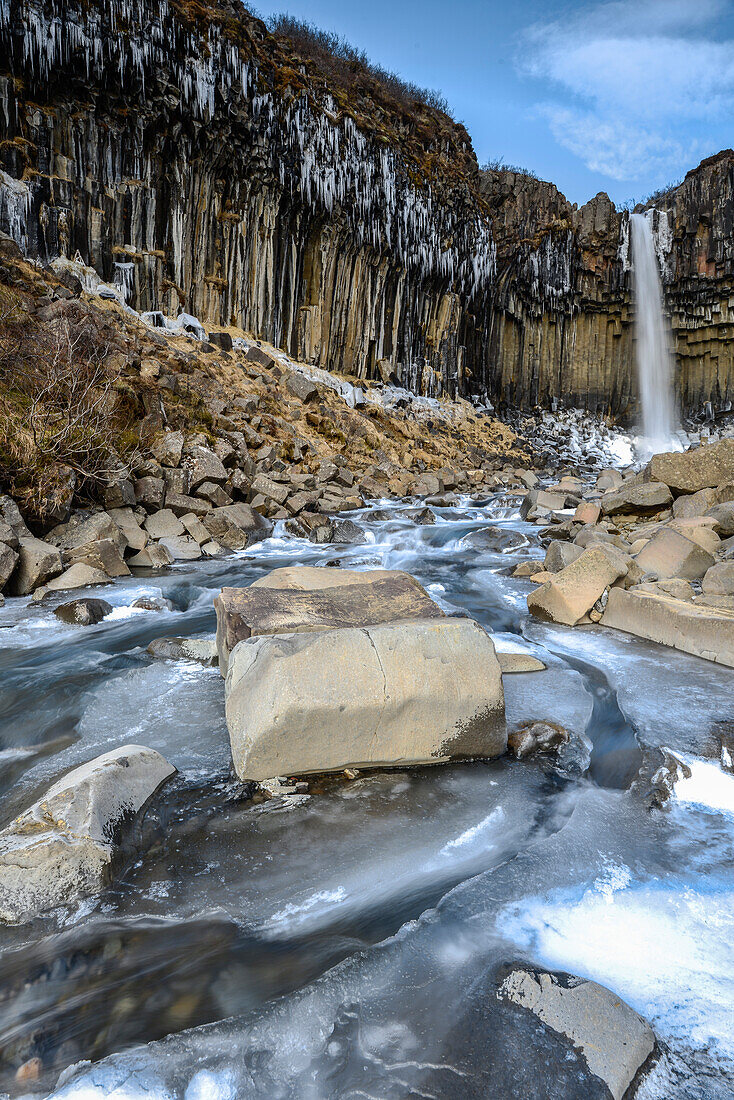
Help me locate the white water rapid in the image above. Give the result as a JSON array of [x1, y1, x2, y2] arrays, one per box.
[[630, 212, 677, 453]]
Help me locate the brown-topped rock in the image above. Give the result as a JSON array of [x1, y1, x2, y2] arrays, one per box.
[[215, 570, 444, 673], [184, 445, 228, 490], [702, 562, 734, 595]]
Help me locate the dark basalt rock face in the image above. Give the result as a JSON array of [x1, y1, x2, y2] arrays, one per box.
[[0, 0, 494, 397], [0, 0, 732, 418]]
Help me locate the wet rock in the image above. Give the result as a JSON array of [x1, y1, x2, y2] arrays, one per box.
[[54, 598, 113, 625], [649, 749, 693, 806], [527, 545, 627, 626], [6, 537, 63, 595], [601, 587, 734, 667], [497, 967, 656, 1100], [635, 528, 715, 581], [508, 720, 570, 758], [132, 596, 175, 612], [462, 526, 527, 552], [404, 507, 436, 525], [512, 560, 545, 577], [215, 570, 444, 673], [0, 746, 176, 924], [330, 519, 368, 544], [648, 438, 734, 494], [225, 617, 506, 781], [147, 637, 218, 664]]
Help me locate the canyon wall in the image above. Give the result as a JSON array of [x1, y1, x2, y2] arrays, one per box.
[[0, 0, 733, 419]]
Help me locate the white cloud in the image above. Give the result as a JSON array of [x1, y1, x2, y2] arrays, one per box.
[[519, 0, 734, 181]]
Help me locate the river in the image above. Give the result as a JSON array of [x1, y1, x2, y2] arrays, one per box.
[[0, 495, 732, 1099]]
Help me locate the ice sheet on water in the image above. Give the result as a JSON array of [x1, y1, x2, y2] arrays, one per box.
[[670, 751, 734, 818]]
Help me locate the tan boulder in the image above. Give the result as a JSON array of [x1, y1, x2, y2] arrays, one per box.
[[108, 507, 147, 551], [544, 541, 584, 573], [672, 487, 719, 519], [215, 571, 444, 674], [225, 617, 506, 781], [127, 544, 174, 568], [601, 587, 734, 667], [201, 503, 271, 551], [667, 518, 721, 553], [702, 562, 734, 596], [600, 482, 672, 516], [648, 438, 734, 494], [6, 537, 63, 596], [144, 509, 185, 539], [67, 538, 130, 577], [527, 545, 628, 626], [707, 501, 734, 537], [0, 745, 175, 923], [251, 565, 404, 591], [634, 528, 715, 581], [573, 501, 601, 525], [32, 563, 110, 600]]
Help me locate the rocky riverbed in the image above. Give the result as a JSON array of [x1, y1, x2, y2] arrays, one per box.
[[0, 477, 732, 1099]]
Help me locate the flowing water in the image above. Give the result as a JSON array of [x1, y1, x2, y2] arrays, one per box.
[[0, 498, 732, 1099], [630, 212, 677, 453]]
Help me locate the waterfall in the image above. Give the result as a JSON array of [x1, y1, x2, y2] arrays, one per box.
[[630, 212, 677, 451]]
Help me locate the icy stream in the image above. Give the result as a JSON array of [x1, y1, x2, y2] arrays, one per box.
[[0, 497, 732, 1098]]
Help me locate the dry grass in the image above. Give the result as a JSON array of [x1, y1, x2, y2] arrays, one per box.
[[0, 291, 133, 518]]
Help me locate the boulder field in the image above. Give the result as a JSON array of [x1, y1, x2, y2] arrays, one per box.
[[519, 438, 734, 667]]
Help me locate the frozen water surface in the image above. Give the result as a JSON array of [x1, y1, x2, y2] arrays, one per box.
[[0, 497, 731, 1098]]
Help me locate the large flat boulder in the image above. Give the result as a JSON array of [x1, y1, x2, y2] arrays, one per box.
[[599, 481, 672, 516], [498, 967, 655, 1100], [250, 565, 404, 591], [601, 586, 734, 667], [225, 617, 505, 780], [527, 545, 627, 626], [634, 527, 715, 581], [648, 438, 734, 494], [0, 746, 176, 923], [215, 571, 444, 674]]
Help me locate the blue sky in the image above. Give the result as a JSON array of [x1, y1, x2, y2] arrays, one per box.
[[252, 0, 734, 207]]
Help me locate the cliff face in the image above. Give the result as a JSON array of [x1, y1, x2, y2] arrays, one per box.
[[481, 158, 734, 419], [1, 0, 733, 420], [0, 0, 493, 397]]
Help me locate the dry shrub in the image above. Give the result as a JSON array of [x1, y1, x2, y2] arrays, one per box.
[[0, 293, 131, 515]]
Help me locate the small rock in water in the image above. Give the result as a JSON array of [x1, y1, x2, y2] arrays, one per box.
[[497, 652, 547, 674], [54, 598, 113, 625], [132, 596, 175, 612], [147, 637, 218, 665], [331, 519, 368, 544], [463, 526, 527, 552], [508, 721, 570, 759], [404, 507, 436, 525], [15, 1057, 43, 1083]]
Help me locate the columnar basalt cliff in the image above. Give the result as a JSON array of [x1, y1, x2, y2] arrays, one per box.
[[1, 0, 733, 418], [0, 0, 494, 397]]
